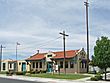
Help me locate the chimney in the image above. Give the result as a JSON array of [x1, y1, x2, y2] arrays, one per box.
[[37, 50, 39, 54]]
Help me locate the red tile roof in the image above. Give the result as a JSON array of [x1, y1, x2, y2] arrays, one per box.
[[26, 53, 46, 61], [52, 50, 79, 59], [26, 50, 80, 61]]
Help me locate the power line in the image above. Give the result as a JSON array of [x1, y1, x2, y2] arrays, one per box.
[[19, 36, 62, 50], [1, 36, 62, 51]]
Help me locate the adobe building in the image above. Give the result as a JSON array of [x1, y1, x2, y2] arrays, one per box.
[[26, 48, 87, 73], [1, 59, 29, 72]]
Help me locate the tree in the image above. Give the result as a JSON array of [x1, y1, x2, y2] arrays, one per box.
[[93, 36, 110, 80]]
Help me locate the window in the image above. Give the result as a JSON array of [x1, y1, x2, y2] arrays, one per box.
[[32, 62, 35, 68], [60, 61, 63, 68], [47, 55, 52, 57], [82, 62, 84, 68], [3, 63, 6, 70], [36, 62, 38, 68], [55, 61, 57, 65], [40, 62, 42, 68], [10, 63, 12, 68], [70, 61, 74, 68], [65, 61, 68, 68]]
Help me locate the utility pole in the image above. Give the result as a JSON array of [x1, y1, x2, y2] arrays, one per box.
[[84, 0, 89, 73], [59, 31, 68, 74], [0, 45, 5, 71]]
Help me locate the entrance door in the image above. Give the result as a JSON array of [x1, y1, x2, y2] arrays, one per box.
[[22, 63, 26, 71], [47, 62, 52, 72]]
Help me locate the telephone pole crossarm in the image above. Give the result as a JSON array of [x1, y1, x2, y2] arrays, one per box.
[[59, 31, 68, 74]]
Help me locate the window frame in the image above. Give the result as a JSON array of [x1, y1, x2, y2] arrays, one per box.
[[3, 63, 6, 70], [36, 62, 38, 68], [70, 61, 74, 68], [60, 61, 63, 68], [65, 61, 68, 68], [39, 62, 42, 68], [32, 62, 35, 68]]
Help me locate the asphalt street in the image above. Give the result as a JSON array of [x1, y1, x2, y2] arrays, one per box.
[[0, 77, 44, 83]]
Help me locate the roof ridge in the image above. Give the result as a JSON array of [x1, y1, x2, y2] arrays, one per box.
[[53, 49, 80, 53]]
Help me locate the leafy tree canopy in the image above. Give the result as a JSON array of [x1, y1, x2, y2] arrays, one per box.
[[93, 36, 110, 69]]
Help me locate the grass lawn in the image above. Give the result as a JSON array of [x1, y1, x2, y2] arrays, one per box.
[[26, 73, 90, 80]]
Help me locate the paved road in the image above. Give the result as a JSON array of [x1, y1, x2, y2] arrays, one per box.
[[0, 77, 44, 83]]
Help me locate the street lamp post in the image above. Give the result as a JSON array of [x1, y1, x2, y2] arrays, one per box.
[[16, 42, 20, 72], [59, 31, 68, 74], [84, 0, 89, 73]]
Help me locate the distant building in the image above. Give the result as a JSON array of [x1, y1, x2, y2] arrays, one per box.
[[1, 59, 29, 72], [26, 48, 87, 73]]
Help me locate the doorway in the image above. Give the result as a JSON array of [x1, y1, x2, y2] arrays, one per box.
[[47, 62, 53, 72], [22, 63, 26, 71]]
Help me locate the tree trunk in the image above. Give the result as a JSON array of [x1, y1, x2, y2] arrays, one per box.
[[105, 68, 107, 80]]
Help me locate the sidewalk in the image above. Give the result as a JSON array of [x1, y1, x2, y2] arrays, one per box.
[[0, 74, 110, 83]]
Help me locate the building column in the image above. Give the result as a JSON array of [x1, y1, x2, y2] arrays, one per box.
[[31, 62, 33, 70], [34, 62, 36, 70], [38, 62, 40, 70]]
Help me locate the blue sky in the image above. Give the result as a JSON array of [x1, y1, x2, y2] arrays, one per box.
[[0, 0, 109, 60]]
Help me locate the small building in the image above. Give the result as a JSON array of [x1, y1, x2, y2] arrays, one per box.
[[17, 60, 30, 72], [1, 59, 16, 72], [26, 48, 87, 73], [1, 59, 29, 72]]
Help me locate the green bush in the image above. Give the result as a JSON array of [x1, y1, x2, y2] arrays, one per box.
[[30, 70, 41, 74], [6, 71, 9, 74], [35, 70, 40, 74], [30, 71, 35, 74], [40, 70, 47, 73], [90, 75, 103, 81], [26, 71, 31, 73], [95, 75, 103, 80], [16, 72, 26, 75], [90, 77, 99, 81], [0, 71, 7, 74], [6, 71, 13, 76]]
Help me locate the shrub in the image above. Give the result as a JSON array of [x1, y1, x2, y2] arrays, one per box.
[[29, 70, 41, 74], [36, 71, 40, 74], [26, 71, 31, 73], [16, 72, 26, 75], [6, 71, 9, 74], [90, 77, 98, 81], [30, 71, 35, 74], [6, 71, 13, 76], [95, 75, 103, 80], [40, 70, 47, 73], [0, 71, 7, 74], [90, 75, 103, 81]]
